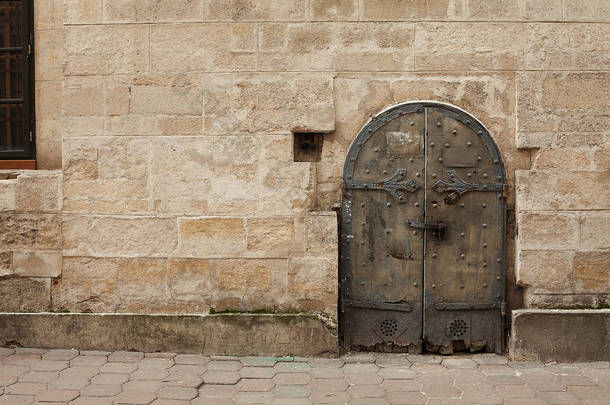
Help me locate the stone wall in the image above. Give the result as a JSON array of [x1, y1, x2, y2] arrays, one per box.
[[7, 0, 610, 327]]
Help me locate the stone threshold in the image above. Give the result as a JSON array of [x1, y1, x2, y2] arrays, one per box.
[[0, 312, 339, 357], [510, 309, 610, 362]]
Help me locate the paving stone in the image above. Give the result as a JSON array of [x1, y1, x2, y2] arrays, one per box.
[[197, 384, 236, 398], [486, 374, 524, 385], [421, 383, 462, 399], [561, 374, 597, 385], [381, 379, 422, 392], [157, 387, 198, 400], [460, 390, 503, 404], [0, 348, 15, 359], [207, 360, 242, 372], [70, 397, 115, 405], [406, 355, 443, 364], [241, 356, 278, 367], [472, 354, 508, 365], [385, 391, 427, 404], [18, 371, 57, 383], [0, 375, 17, 386], [123, 380, 164, 392], [493, 384, 536, 398], [108, 351, 144, 363], [270, 399, 312, 405], [347, 372, 383, 385], [80, 384, 123, 397], [100, 362, 138, 373], [233, 391, 273, 403], [15, 349, 47, 355], [35, 388, 79, 402], [70, 356, 107, 367], [310, 368, 343, 379], [379, 367, 417, 380], [162, 373, 202, 388], [479, 365, 516, 375], [442, 358, 478, 369], [0, 365, 30, 377], [273, 385, 312, 398], [30, 360, 68, 372], [168, 365, 206, 375], [59, 366, 99, 378], [508, 361, 544, 369], [210, 356, 242, 361], [308, 358, 344, 368], [236, 378, 275, 392], [113, 390, 157, 404], [90, 373, 130, 385], [347, 384, 386, 398], [240, 366, 276, 379], [308, 378, 348, 391], [173, 354, 210, 366], [202, 371, 240, 385], [375, 355, 411, 368], [145, 352, 177, 359], [0, 395, 36, 405], [192, 399, 235, 405], [342, 352, 376, 363], [503, 399, 547, 405], [48, 376, 90, 390], [567, 385, 610, 399], [351, 399, 389, 405], [537, 390, 579, 404], [410, 364, 447, 374], [309, 389, 350, 403], [5, 382, 47, 395], [79, 351, 110, 356], [139, 358, 174, 369], [523, 375, 566, 392], [149, 400, 191, 405], [343, 363, 379, 374], [575, 362, 610, 369], [42, 349, 79, 361], [131, 368, 170, 380], [3, 354, 41, 365], [273, 372, 310, 385], [274, 362, 311, 373]]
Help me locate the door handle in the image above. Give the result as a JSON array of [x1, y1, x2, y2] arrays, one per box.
[[404, 219, 447, 231]]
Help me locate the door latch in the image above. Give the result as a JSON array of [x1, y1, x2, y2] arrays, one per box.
[[404, 219, 447, 231]]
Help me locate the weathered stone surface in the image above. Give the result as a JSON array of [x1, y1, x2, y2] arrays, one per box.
[[0, 277, 50, 311], [0, 179, 16, 212], [204, 0, 308, 21], [0, 251, 11, 276], [304, 213, 337, 255], [16, 172, 62, 213], [288, 257, 337, 317], [531, 149, 593, 170], [563, 0, 610, 21], [178, 217, 246, 257], [0, 214, 61, 250], [246, 217, 302, 257], [579, 212, 610, 251], [517, 72, 609, 132], [516, 170, 610, 211], [467, 0, 561, 21], [525, 24, 609, 70], [63, 0, 102, 24], [311, 0, 357, 21], [12, 251, 62, 278], [104, 0, 203, 22], [573, 252, 610, 293], [517, 213, 579, 250], [62, 216, 178, 257], [517, 250, 573, 293], [131, 81, 202, 115], [0, 313, 338, 356], [511, 310, 610, 362], [360, 0, 427, 21], [202, 74, 334, 134], [414, 23, 522, 71]]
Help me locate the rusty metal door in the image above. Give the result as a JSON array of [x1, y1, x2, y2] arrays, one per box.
[[340, 102, 506, 354]]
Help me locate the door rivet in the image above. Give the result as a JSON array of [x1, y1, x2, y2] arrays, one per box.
[[478, 130, 483, 135], [483, 173, 488, 178], [413, 231, 417, 235], [414, 202, 419, 207], [408, 139, 413, 143], [416, 172, 421, 177], [385, 229, 391, 234], [430, 142, 435, 147], [432, 203, 437, 208], [477, 156, 482, 161], [496, 276, 501, 281], [494, 159, 499, 164], [460, 285, 465, 289], [432, 174, 437, 178], [483, 283, 488, 288], [460, 254, 465, 259], [467, 141, 472, 147], [460, 203, 465, 208], [410, 121, 414, 126], [350, 158, 355, 161], [482, 203, 487, 208], [361, 221, 366, 225], [360, 281, 365, 286], [432, 253, 437, 258], [386, 202, 392, 207], [445, 142, 450, 147], [409, 158, 414, 163], [483, 223, 488, 228], [483, 262, 488, 267], [384, 282, 388, 286], [361, 203, 365, 207], [361, 262, 366, 267], [483, 243, 488, 248], [365, 169, 370, 174], [497, 258, 502, 263], [413, 282, 418, 287], [374, 148, 379, 152], [436, 122, 441, 127], [467, 173, 472, 178], [361, 241, 365, 245], [452, 129, 457, 134], [460, 232, 465, 237], [432, 284, 436, 288], [438, 157, 443, 162]]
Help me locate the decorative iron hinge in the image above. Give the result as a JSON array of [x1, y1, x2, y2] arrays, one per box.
[[432, 170, 504, 204], [344, 169, 421, 203]]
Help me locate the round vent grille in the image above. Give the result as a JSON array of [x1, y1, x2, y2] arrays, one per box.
[[448, 319, 468, 338], [380, 319, 399, 338]]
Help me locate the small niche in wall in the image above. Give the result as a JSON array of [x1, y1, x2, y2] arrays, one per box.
[[293, 132, 323, 162]]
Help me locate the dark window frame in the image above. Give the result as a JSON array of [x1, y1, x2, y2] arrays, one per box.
[[0, 0, 35, 160]]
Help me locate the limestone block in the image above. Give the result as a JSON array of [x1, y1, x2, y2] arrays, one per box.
[[517, 212, 579, 250], [62, 116, 104, 138], [131, 83, 202, 115], [34, 29, 62, 81], [414, 23, 522, 71], [204, 0, 307, 21], [0, 277, 51, 311], [34, 0, 64, 30], [202, 73, 334, 134], [521, 0, 562, 20], [103, 0, 203, 23], [0, 214, 61, 250], [62, 216, 179, 257], [168, 259, 214, 303], [16, 172, 62, 213], [64, 25, 149, 75], [515, 132, 554, 149], [260, 24, 287, 50], [516, 250, 573, 293], [12, 251, 62, 278], [158, 116, 203, 136], [62, 76, 104, 117], [311, 0, 357, 21], [212, 258, 287, 312], [288, 257, 337, 318], [516, 170, 610, 211], [246, 217, 304, 257], [117, 258, 170, 310], [305, 213, 338, 256], [36, 139, 62, 171], [580, 212, 610, 251], [467, 0, 561, 21], [178, 217, 246, 257], [525, 24, 609, 70], [36, 80, 61, 119], [63, 0, 102, 24], [517, 72, 609, 132], [0, 251, 11, 276], [150, 24, 255, 73], [0, 180, 16, 212], [563, 0, 610, 21], [531, 149, 593, 170], [573, 252, 610, 293], [359, 0, 427, 21]]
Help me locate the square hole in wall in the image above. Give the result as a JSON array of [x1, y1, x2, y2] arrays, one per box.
[[293, 132, 323, 162]]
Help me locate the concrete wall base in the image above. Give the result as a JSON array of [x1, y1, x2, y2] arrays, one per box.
[[510, 309, 610, 362], [0, 312, 338, 356]]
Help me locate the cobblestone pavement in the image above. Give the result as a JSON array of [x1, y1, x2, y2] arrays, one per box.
[[1, 348, 609, 404]]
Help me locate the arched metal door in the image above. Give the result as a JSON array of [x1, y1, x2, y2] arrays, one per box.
[[340, 102, 506, 354]]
